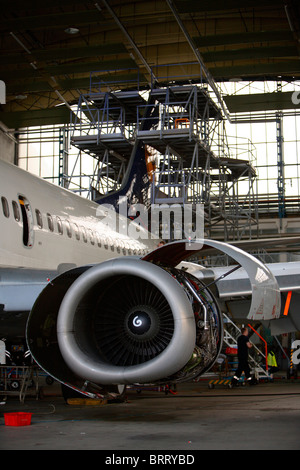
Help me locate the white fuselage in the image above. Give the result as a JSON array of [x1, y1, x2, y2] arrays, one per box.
[[0, 160, 156, 272]]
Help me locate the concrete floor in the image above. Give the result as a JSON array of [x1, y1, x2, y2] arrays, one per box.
[[1, 378, 300, 451]]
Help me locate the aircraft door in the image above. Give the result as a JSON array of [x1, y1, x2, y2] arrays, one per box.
[[19, 195, 34, 248]]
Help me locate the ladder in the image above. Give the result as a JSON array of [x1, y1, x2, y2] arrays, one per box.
[[223, 313, 270, 381]]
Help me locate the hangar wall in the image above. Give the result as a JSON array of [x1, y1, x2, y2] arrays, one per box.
[[0, 122, 15, 164]]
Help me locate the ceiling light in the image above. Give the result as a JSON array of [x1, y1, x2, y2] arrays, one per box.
[[64, 27, 79, 35]]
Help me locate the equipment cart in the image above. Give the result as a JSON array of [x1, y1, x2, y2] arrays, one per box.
[[0, 365, 39, 403]]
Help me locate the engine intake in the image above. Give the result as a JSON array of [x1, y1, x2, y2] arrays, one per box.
[[26, 257, 222, 395], [91, 275, 175, 367], [57, 258, 197, 385]]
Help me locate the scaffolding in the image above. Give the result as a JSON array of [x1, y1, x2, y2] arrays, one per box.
[[70, 80, 258, 241], [70, 88, 143, 197]]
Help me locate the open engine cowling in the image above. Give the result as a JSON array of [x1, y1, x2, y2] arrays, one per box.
[[26, 256, 223, 397]]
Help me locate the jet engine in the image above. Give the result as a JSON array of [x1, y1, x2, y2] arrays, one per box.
[[26, 256, 223, 397], [26, 238, 280, 398]]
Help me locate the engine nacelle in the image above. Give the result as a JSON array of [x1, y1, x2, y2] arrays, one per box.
[[26, 256, 223, 396]]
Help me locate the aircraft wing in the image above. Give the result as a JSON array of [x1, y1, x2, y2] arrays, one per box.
[[0, 263, 77, 313], [0, 268, 55, 312], [0, 267, 58, 338]]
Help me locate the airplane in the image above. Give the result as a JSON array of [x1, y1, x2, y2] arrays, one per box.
[[0, 152, 299, 399]]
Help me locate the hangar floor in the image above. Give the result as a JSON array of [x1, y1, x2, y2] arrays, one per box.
[[1, 378, 300, 451]]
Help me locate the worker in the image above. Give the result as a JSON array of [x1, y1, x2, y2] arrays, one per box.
[[267, 349, 278, 379], [231, 327, 253, 386]]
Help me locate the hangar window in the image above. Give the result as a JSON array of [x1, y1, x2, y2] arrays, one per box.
[[12, 200, 20, 221], [1, 197, 9, 218], [35, 209, 43, 228], [47, 213, 54, 232]]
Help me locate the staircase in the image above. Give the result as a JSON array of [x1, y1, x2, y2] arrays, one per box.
[[223, 313, 270, 381]]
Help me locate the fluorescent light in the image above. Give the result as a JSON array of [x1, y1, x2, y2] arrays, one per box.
[[64, 27, 79, 35]]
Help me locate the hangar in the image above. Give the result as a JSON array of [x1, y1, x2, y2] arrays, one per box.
[[1, 0, 300, 451]]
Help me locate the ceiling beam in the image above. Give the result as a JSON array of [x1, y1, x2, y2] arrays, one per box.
[[1, 58, 138, 81], [1, 43, 128, 65], [0, 10, 104, 32], [0, 107, 75, 128], [193, 31, 294, 48], [3, 0, 91, 10], [59, 72, 148, 91], [45, 58, 137, 77], [224, 91, 300, 113], [7, 81, 53, 94], [202, 46, 299, 62], [210, 60, 300, 79], [175, 0, 285, 13]]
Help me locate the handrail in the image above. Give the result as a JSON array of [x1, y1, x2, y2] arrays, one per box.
[[247, 323, 268, 372]]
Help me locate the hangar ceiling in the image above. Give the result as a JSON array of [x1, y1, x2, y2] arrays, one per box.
[[1, 0, 300, 128]]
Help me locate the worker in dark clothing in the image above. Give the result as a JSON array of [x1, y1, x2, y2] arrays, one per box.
[[231, 327, 253, 385]]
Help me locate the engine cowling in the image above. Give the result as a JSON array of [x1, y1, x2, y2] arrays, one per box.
[[26, 256, 223, 397]]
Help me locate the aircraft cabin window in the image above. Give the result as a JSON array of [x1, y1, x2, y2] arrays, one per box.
[[65, 220, 72, 238], [1, 197, 9, 218], [35, 209, 43, 228], [12, 200, 20, 221], [120, 241, 126, 255], [95, 233, 101, 247], [57, 217, 63, 235], [81, 227, 87, 243], [73, 223, 80, 241], [88, 229, 95, 245], [47, 213, 54, 232], [106, 237, 114, 251]]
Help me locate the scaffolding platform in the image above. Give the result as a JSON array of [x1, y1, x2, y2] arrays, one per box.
[[149, 85, 222, 120], [71, 134, 134, 163], [69, 81, 258, 240]]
